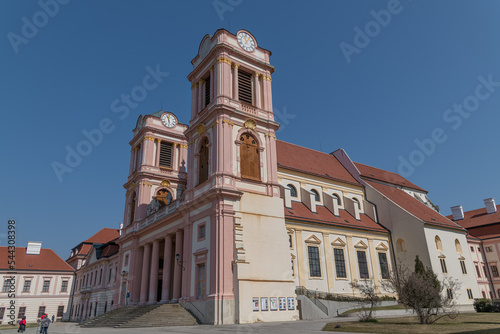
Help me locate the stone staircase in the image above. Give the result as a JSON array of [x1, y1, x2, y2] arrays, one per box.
[[79, 304, 198, 328]]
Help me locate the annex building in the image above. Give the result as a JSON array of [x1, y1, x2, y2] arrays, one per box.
[[102, 29, 481, 325]]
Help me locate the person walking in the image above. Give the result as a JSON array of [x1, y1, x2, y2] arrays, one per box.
[[51, 315, 55, 323], [17, 316, 26, 333], [39, 313, 51, 334], [126, 290, 130, 306]]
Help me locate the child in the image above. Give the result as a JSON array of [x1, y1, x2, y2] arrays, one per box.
[[17, 316, 26, 333]]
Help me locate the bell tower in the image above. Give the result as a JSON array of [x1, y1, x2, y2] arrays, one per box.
[[182, 29, 298, 324], [185, 29, 280, 196], [123, 110, 188, 228]]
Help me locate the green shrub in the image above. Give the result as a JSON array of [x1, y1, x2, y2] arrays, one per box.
[[474, 299, 500, 312]]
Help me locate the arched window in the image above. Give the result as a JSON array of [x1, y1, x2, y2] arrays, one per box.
[[397, 238, 407, 253], [240, 133, 260, 180], [332, 194, 341, 206], [198, 138, 209, 184], [352, 198, 360, 210], [455, 239, 462, 254], [311, 189, 320, 202], [156, 189, 172, 206], [287, 184, 297, 197], [435, 236, 443, 252]]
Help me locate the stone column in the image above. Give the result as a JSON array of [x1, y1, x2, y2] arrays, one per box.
[[131, 245, 143, 304], [181, 224, 192, 299], [345, 236, 358, 292], [368, 238, 380, 292], [191, 83, 198, 119], [295, 229, 306, 287], [155, 139, 161, 167], [198, 79, 204, 112], [172, 230, 184, 301], [148, 240, 160, 304], [160, 235, 173, 302], [254, 73, 261, 109], [322, 233, 335, 293], [139, 243, 151, 304], [129, 147, 135, 174], [232, 63, 239, 100], [210, 67, 214, 101]]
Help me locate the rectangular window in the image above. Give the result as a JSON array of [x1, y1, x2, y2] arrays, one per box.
[[467, 288, 473, 299], [159, 142, 173, 168], [476, 265, 481, 278], [2, 279, 10, 292], [23, 280, 31, 292], [470, 246, 474, 252], [204, 75, 211, 108], [38, 306, 46, 318], [357, 250, 369, 279], [334, 248, 347, 278], [291, 258, 295, 276], [483, 266, 488, 277], [197, 264, 206, 300], [18, 307, 26, 319], [198, 224, 206, 240], [61, 280, 68, 292], [288, 234, 293, 249], [486, 246, 492, 252], [0, 307, 4, 320], [491, 266, 499, 277], [42, 280, 50, 292], [307, 246, 321, 277], [446, 288, 453, 300], [238, 70, 253, 104], [378, 252, 390, 279], [57, 306, 64, 318], [460, 260, 467, 274], [440, 258, 448, 273]]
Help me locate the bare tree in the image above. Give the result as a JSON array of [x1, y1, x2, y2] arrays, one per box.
[[383, 256, 461, 324], [350, 279, 381, 321]]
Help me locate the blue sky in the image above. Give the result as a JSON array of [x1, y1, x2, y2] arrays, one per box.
[[1, 0, 499, 258]]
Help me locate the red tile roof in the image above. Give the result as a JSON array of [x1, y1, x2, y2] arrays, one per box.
[[276, 141, 359, 186], [84, 228, 120, 244], [366, 180, 464, 231], [0, 247, 74, 272], [446, 205, 500, 229], [100, 244, 119, 258], [285, 201, 388, 233], [354, 162, 426, 192]]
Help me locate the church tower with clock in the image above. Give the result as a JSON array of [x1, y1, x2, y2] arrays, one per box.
[[116, 29, 297, 325]]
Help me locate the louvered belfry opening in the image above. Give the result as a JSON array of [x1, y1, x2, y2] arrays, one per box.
[[198, 138, 209, 184], [159, 141, 173, 168], [204, 74, 211, 108], [239, 133, 260, 181], [238, 70, 252, 105]]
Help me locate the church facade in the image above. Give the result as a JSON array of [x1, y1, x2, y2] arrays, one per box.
[[110, 29, 478, 325]]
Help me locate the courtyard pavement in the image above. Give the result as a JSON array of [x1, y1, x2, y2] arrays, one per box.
[[3, 306, 476, 334]]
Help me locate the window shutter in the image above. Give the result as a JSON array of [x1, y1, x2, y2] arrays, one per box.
[[204, 75, 211, 108], [238, 71, 252, 104], [239, 133, 260, 180], [159, 142, 173, 168]]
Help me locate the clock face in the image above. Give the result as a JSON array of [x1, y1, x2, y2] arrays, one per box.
[[237, 32, 256, 52], [161, 113, 177, 128]]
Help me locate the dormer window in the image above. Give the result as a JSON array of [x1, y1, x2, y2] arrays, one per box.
[[311, 189, 320, 202], [238, 70, 252, 104], [287, 184, 297, 198]]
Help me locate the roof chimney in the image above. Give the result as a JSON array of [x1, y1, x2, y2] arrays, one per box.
[[450, 205, 464, 221], [484, 198, 497, 214], [26, 242, 42, 255]]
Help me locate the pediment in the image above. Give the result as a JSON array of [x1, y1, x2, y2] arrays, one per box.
[[354, 240, 368, 249], [305, 235, 322, 244], [375, 242, 388, 251], [331, 238, 346, 247]]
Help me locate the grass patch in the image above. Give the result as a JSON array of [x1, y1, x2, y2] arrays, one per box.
[[341, 303, 406, 315], [323, 313, 500, 333]]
